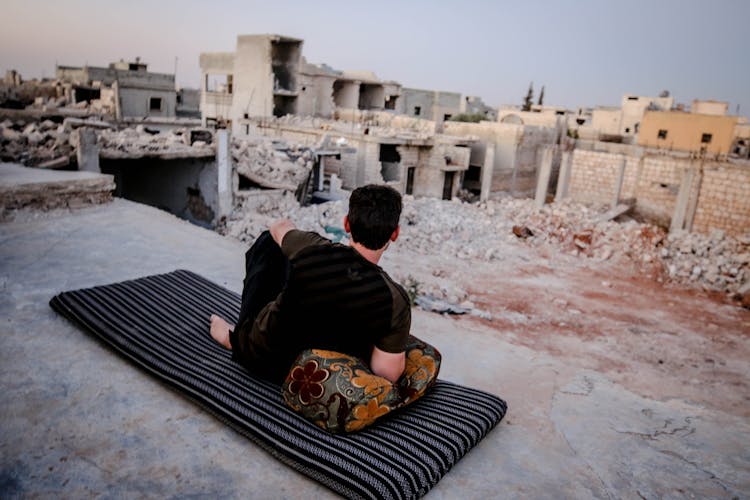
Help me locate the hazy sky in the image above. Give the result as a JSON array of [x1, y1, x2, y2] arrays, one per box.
[[2, 0, 748, 117]]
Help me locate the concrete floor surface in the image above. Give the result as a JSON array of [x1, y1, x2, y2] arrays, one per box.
[[1, 199, 748, 498]]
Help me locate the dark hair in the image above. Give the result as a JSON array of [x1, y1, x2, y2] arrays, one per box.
[[348, 184, 402, 250]]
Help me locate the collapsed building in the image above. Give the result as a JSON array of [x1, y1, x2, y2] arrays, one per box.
[[244, 112, 473, 200]]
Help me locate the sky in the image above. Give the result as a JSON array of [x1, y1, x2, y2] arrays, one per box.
[[1, 0, 748, 117]]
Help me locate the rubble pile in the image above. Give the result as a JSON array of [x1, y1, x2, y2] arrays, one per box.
[[221, 193, 749, 298], [661, 230, 750, 295], [0, 119, 75, 166], [232, 138, 313, 190], [221, 191, 302, 242], [98, 126, 215, 159], [498, 198, 667, 265]]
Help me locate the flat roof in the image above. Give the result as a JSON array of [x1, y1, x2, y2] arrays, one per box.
[[1, 199, 748, 497]]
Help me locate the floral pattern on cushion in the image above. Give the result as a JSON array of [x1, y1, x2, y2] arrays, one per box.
[[282, 336, 441, 433], [288, 360, 330, 405]]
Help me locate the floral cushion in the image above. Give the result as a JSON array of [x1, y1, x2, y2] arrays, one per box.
[[282, 336, 441, 433]]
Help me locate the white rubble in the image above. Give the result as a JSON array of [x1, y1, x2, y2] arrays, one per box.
[[232, 137, 313, 190], [97, 127, 214, 159], [219, 192, 750, 301]]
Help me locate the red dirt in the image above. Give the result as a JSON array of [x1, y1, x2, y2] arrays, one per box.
[[459, 257, 750, 418]]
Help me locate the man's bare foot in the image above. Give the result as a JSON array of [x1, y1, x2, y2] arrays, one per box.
[[210, 314, 234, 350]]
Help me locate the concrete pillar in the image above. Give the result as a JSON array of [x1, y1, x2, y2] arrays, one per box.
[[480, 145, 495, 202], [535, 146, 555, 208], [76, 127, 100, 173], [112, 81, 122, 121], [684, 166, 703, 232], [510, 142, 519, 197], [611, 155, 627, 209], [555, 150, 573, 200], [216, 129, 232, 220], [670, 165, 697, 233]]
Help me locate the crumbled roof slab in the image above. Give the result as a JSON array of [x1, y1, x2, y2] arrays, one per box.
[[0, 162, 114, 210], [1, 200, 748, 497]]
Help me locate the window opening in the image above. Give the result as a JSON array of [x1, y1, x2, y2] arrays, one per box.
[[442, 171, 455, 200], [206, 74, 232, 94], [379, 144, 401, 182], [405, 167, 415, 195]]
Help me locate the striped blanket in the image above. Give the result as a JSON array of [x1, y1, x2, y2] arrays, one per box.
[[50, 270, 507, 499]]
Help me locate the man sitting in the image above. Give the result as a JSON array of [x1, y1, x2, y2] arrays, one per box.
[[210, 184, 410, 384]]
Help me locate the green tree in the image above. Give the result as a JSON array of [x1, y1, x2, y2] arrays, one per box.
[[522, 82, 534, 111], [538, 85, 545, 106]]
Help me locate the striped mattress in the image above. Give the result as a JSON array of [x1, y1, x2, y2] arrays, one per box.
[[49, 269, 507, 499]]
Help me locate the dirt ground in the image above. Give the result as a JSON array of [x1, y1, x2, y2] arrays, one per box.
[[384, 236, 750, 420]]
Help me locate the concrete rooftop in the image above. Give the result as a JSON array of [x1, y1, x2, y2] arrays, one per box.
[[1, 198, 749, 498]]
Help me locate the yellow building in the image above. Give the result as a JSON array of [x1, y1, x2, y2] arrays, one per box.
[[638, 111, 738, 155]]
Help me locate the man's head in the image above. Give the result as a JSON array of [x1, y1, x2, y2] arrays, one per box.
[[345, 184, 402, 250]]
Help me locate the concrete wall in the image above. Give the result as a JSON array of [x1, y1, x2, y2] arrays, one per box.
[[692, 100, 728, 116], [232, 35, 274, 121], [55, 66, 87, 84], [638, 111, 738, 155], [692, 163, 750, 234], [498, 106, 567, 129], [118, 87, 176, 118], [591, 108, 622, 137], [359, 84, 385, 110], [177, 88, 201, 117], [565, 148, 750, 235], [402, 88, 461, 122], [100, 157, 218, 227], [444, 121, 558, 196], [333, 80, 359, 109], [297, 73, 336, 117], [333, 109, 437, 134]]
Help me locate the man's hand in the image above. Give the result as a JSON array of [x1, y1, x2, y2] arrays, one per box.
[[370, 346, 405, 383], [270, 219, 296, 247]]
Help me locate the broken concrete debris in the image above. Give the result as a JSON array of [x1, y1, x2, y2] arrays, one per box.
[[98, 126, 214, 159], [219, 192, 749, 304], [0, 118, 216, 166], [0, 118, 75, 166], [232, 138, 313, 191]]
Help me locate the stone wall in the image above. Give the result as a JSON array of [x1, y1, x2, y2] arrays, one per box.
[[692, 163, 750, 235], [566, 148, 750, 235]]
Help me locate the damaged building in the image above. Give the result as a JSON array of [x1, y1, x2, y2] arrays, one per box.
[[243, 113, 473, 201], [199, 34, 403, 127], [56, 58, 179, 120]]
